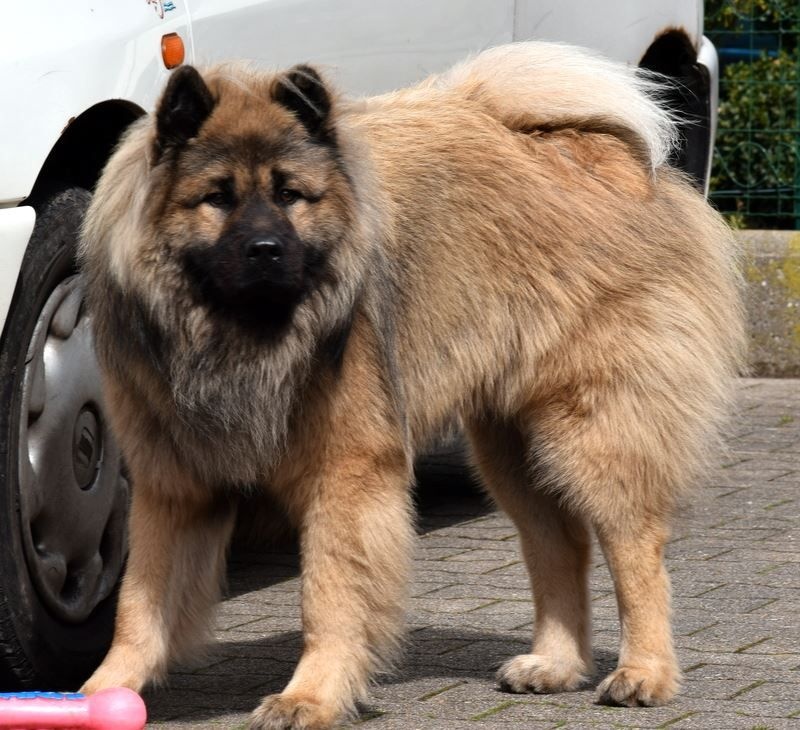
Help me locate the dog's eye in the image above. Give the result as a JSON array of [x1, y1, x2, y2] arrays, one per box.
[[277, 188, 301, 206], [201, 190, 234, 208]]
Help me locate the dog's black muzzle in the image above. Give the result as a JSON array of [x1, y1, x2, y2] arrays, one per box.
[[236, 231, 305, 296], [184, 227, 308, 333]]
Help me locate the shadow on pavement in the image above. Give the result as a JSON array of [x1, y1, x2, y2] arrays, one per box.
[[145, 625, 617, 723], [225, 444, 492, 600], [144, 447, 514, 722]]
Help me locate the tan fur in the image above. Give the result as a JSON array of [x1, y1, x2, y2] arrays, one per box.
[[79, 42, 745, 728]]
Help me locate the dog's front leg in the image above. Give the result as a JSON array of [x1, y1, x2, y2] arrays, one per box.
[[251, 449, 414, 730], [81, 469, 236, 694]]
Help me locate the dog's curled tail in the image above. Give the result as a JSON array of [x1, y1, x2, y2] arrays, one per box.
[[431, 41, 679, 172]]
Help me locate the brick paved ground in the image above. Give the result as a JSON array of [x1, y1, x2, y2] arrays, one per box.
[[146, 378, 800, 729]]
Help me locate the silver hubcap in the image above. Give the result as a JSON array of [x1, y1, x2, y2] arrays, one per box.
[[18, 275, 128, 623]]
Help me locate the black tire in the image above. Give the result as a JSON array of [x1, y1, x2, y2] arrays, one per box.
[[0, 189, 128, 690]]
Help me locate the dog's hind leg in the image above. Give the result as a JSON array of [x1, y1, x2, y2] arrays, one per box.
[[527, 382, 683, 707], [81, 466, 236, 694], [467, 414, 594, 694], [592, 516, 677, 706]]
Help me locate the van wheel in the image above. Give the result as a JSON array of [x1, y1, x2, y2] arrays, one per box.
[[0, 189, 128, 689]]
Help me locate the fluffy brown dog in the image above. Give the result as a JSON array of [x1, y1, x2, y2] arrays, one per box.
[[79, 43, 744, 728]]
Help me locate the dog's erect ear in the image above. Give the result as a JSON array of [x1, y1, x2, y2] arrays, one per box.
[[155, 66, 215, 158], [273, 65, 334, 142]]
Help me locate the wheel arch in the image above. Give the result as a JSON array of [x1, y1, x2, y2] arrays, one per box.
[[638, 28, 715, 194], [23, 100, 145, 211]]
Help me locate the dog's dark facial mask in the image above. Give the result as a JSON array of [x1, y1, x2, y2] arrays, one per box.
[[151, 64, 346, 337], [180, 181, 311, 332]]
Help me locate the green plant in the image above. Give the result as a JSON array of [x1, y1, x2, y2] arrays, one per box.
[[705, 0, 800, 228], [711, 49, 799, 226]]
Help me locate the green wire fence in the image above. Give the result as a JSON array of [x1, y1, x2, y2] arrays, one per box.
[[705, 0, 800, 229]]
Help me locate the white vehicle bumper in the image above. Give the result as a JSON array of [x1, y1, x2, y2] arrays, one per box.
[[0, 206, 35, 337]]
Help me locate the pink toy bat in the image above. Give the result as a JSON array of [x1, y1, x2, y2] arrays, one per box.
[[0, 688, 146, 730]]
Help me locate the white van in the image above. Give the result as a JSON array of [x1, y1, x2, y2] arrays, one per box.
[[0, 0, 717, 689]]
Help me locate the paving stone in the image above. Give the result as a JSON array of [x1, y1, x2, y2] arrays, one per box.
[[143, 379, 800, 728]]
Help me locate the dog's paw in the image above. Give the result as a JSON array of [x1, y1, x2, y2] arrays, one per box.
[[497, 653, 588, 694], [596, 664, 680, 707], [249, 694, 337, 730], [80, 651, 151, 695]]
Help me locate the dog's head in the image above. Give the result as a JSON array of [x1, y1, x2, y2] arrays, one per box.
[[80, 62, 384, 471], [143, 63, 356, 333]]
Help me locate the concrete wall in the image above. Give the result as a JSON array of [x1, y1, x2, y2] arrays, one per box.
[[740, 230, 800, 377]]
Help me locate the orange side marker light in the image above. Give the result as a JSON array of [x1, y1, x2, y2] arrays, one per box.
[[161, 33, 185, 69]]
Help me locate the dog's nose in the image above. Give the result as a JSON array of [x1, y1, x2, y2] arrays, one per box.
[[245, 239, 283, 260]]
